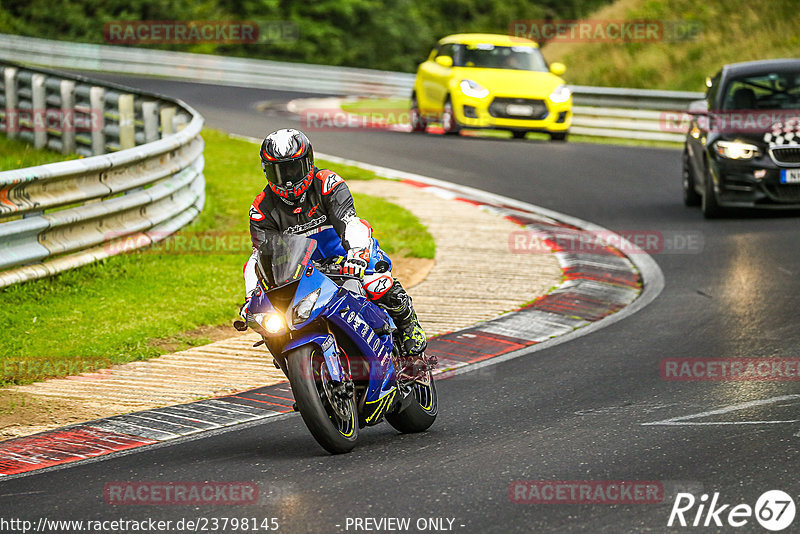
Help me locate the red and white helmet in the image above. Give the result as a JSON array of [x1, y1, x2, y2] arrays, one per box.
[[260, 128, 314, 203]]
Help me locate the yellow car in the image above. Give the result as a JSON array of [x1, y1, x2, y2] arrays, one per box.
[[411, 33, 572, 140]]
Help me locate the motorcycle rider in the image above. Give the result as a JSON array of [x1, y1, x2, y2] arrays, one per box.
[[240, 128, 429, 376]]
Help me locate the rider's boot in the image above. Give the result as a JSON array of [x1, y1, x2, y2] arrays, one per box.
[[374, 280, 433, 380]]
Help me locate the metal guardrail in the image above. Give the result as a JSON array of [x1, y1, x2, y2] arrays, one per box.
[[0, 33, 413, 99], [569, 86, 702, 142], [0, 59, 205, 287], [0, 33, 703, 143]]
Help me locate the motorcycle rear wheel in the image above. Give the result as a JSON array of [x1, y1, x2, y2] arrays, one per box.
[[386, 371, 438, 433], [287, 345, 359, 454]]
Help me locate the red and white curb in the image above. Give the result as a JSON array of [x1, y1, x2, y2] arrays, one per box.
[[0, 151, 663, 479]]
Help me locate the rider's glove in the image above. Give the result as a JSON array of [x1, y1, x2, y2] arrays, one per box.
[[234, 294, 253, 332], [239, 294, 253, 321], [342, 247, 369, 278]]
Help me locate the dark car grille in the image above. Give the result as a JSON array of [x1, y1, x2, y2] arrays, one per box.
[[488, 98, 548, 120], [764, 183, 800, 203], [770, 146, 800, 165]]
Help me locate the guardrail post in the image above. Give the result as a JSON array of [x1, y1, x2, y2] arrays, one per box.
[[3, 67, 17, 138], [59, 80, 76, 155], [173, 114, 188, 132], [31, 73, 46, 148], [118, 94, 135, 149], [142, 101, 159, 143], [90, 86, 106, 155], [160, 106, 176, 137]]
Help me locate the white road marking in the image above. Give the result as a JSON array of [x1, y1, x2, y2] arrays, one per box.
[[642, 394, 800, 426]]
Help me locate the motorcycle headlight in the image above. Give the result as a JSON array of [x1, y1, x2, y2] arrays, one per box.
[[459, 79, 489, 99], [714, 140, 760, 160], [292, 289, 321, 325], [255, 313, 284, 334], [548, 85, 571, 104]]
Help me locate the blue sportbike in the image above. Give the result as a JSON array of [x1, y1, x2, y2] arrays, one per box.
[[235, 234, 437, 454]]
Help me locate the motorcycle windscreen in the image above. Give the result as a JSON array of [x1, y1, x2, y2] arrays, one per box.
[[256, 234, 317, 288]]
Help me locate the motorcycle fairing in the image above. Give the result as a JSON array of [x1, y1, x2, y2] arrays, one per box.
[[283, 332, 344, 382], [325, 290, 397, 404]]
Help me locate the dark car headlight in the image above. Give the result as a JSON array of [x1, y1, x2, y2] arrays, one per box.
[[714, 140, 760, 160]]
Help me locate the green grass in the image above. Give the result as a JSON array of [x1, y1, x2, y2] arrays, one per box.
[[564, 134, 680, 149], [0, 135, 80, 170], [341, 98, 411, 125], [0, 128, 435, 385], [352, 193, 435, 259], [542, 0, 800, 91]]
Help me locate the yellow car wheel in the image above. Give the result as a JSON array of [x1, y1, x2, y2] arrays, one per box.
[[410, 93, 427, 133], [442, 97, 461, 135]]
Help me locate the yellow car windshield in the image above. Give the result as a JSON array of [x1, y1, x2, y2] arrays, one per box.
[[456, 44, 548, 72]]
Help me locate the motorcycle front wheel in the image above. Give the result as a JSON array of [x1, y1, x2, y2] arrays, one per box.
[[286, 345, 359, 454]]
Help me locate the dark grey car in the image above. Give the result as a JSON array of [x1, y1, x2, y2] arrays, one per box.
[[683, 59, 800, 218]]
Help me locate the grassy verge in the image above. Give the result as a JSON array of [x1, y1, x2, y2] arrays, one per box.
[[342, 97, 681, 149], [542, 0, 799, 91], [352, 193, 435, 258], [0, 135, 80, 170], [0, 128, 435, 386]]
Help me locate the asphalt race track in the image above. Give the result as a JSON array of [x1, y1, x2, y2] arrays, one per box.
[[3, 74, 800, 533]]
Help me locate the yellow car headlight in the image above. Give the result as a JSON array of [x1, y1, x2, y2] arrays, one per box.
[[460, 79, 489, 99], [548, 85, 571, 104]]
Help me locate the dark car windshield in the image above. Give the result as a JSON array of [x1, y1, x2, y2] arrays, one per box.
[[256, 234, 316, 288], [722, 71, 800, 110], [452, 44, 548, 72]]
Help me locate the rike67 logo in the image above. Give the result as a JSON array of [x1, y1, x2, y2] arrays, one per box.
[[668, 490, 795, 531]]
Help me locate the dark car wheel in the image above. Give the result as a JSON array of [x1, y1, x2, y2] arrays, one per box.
[[682, 149, 701, 207], [441, 97, 461, 135], [512, 131, 527, 139], [701, 164, 725, 219], [549, 131, 568, 141]]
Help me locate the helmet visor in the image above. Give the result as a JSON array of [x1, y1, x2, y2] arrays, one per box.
[[263, 157, 313, 186]]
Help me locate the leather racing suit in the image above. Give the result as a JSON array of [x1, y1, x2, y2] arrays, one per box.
[[243, 167, 428, 361]]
